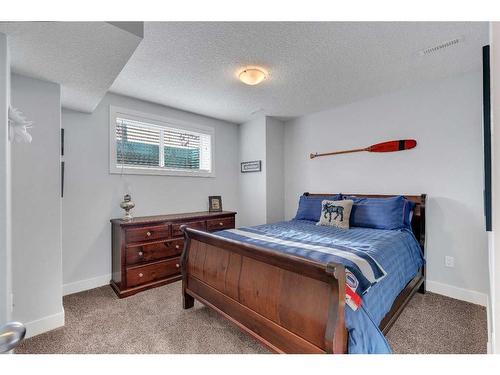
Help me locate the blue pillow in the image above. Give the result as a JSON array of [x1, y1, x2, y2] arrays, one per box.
[[343, 195, 415, 230], [294, 194, 342, 222], [403, 199, 416, 229]]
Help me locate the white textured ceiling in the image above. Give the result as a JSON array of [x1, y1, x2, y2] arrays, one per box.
[[0, 22, 143, 112], [110, 22, 488, 123], [0, 22, 489, 122]]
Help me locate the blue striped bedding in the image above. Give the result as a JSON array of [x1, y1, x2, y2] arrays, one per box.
[[212, 219, 424, 354]]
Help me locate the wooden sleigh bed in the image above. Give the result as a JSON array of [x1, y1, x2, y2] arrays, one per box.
[[180, 193, 426, 354]]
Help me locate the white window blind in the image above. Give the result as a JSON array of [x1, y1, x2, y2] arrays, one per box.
[[111, 108, 214, 177], [116, 118, 161, 167]]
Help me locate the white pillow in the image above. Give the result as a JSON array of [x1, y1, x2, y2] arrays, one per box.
[[317, 200, 353, 229]]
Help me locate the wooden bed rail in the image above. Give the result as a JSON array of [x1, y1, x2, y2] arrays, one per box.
[[180, 227, 348, 353]]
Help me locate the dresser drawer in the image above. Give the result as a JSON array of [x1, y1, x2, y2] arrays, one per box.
[[126, 224, 170, 244], [172, 221, 206, 237], [206, 217, 235, 231], [126, 239, 184, 265], [126, 258, 180, 288]]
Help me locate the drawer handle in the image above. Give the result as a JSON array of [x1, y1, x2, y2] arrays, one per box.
[[146, 231, 151, 237], [176, 264, 180, 268], [175, 245, 180, 249], [138, 251, 143, 256], [138, 273, 144, 278], [219, 222, 224, 226]]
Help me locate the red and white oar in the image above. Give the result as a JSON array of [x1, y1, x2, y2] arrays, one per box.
[[310, 139, 417, 159]]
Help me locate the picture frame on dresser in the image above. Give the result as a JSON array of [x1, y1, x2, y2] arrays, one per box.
[[110, 210, 236, 298], [208, 195, 222, 212]]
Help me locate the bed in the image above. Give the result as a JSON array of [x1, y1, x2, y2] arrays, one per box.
[[180, 193, 426, 354]]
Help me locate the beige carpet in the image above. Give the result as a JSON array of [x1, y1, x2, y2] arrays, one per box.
[[15, 282, 487, 354]]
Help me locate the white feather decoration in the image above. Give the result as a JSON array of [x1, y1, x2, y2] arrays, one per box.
[[8, 107, 33, 143]]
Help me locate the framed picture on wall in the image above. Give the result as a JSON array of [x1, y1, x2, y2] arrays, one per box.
[[208, 196, 223, 212], [241, 160, 261, 173]]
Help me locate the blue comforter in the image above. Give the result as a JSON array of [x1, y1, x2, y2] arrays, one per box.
[[213, 220, 424, 354]]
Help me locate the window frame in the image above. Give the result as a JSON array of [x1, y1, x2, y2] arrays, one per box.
[[109, 106, 216, 177]]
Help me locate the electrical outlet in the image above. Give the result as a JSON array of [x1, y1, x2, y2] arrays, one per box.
[[445, 256, 455, 268]]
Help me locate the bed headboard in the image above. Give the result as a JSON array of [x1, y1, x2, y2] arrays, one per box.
[[303, 192, 426, 252]]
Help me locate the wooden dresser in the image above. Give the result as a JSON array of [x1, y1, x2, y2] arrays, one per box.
[[110, 211, 236, 298]]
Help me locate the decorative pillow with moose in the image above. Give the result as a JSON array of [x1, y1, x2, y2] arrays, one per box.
[[317, 199, 353, 229]]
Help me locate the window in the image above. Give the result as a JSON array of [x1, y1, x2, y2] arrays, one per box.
[[110, 106, 214, 177]]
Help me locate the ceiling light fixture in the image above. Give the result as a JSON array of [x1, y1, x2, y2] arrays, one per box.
[[238, 67, 268, 86]]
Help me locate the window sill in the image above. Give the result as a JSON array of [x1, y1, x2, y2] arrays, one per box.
[[109, 166, 216, 178]]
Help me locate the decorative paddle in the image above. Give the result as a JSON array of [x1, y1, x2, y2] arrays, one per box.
[[310, 139, 417, 159]]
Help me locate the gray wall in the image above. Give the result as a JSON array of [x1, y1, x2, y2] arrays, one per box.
[[0, 33, 11, 325], [238, 116, 285, 227], [238, 116, 267, 226], [61, 93, 239, 293], [11, 74, 63, 336], [265, 117, 284, 224], [283, 71, 488, 301]]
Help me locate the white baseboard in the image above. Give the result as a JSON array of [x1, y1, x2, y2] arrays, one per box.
[[426, 280, 487, 306], [487, 329, 496, 354], [24, 309, 65, 338], [63, 274, 111, 296]]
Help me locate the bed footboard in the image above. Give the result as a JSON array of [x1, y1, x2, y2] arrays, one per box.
[[180, 227, 348, 354]]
